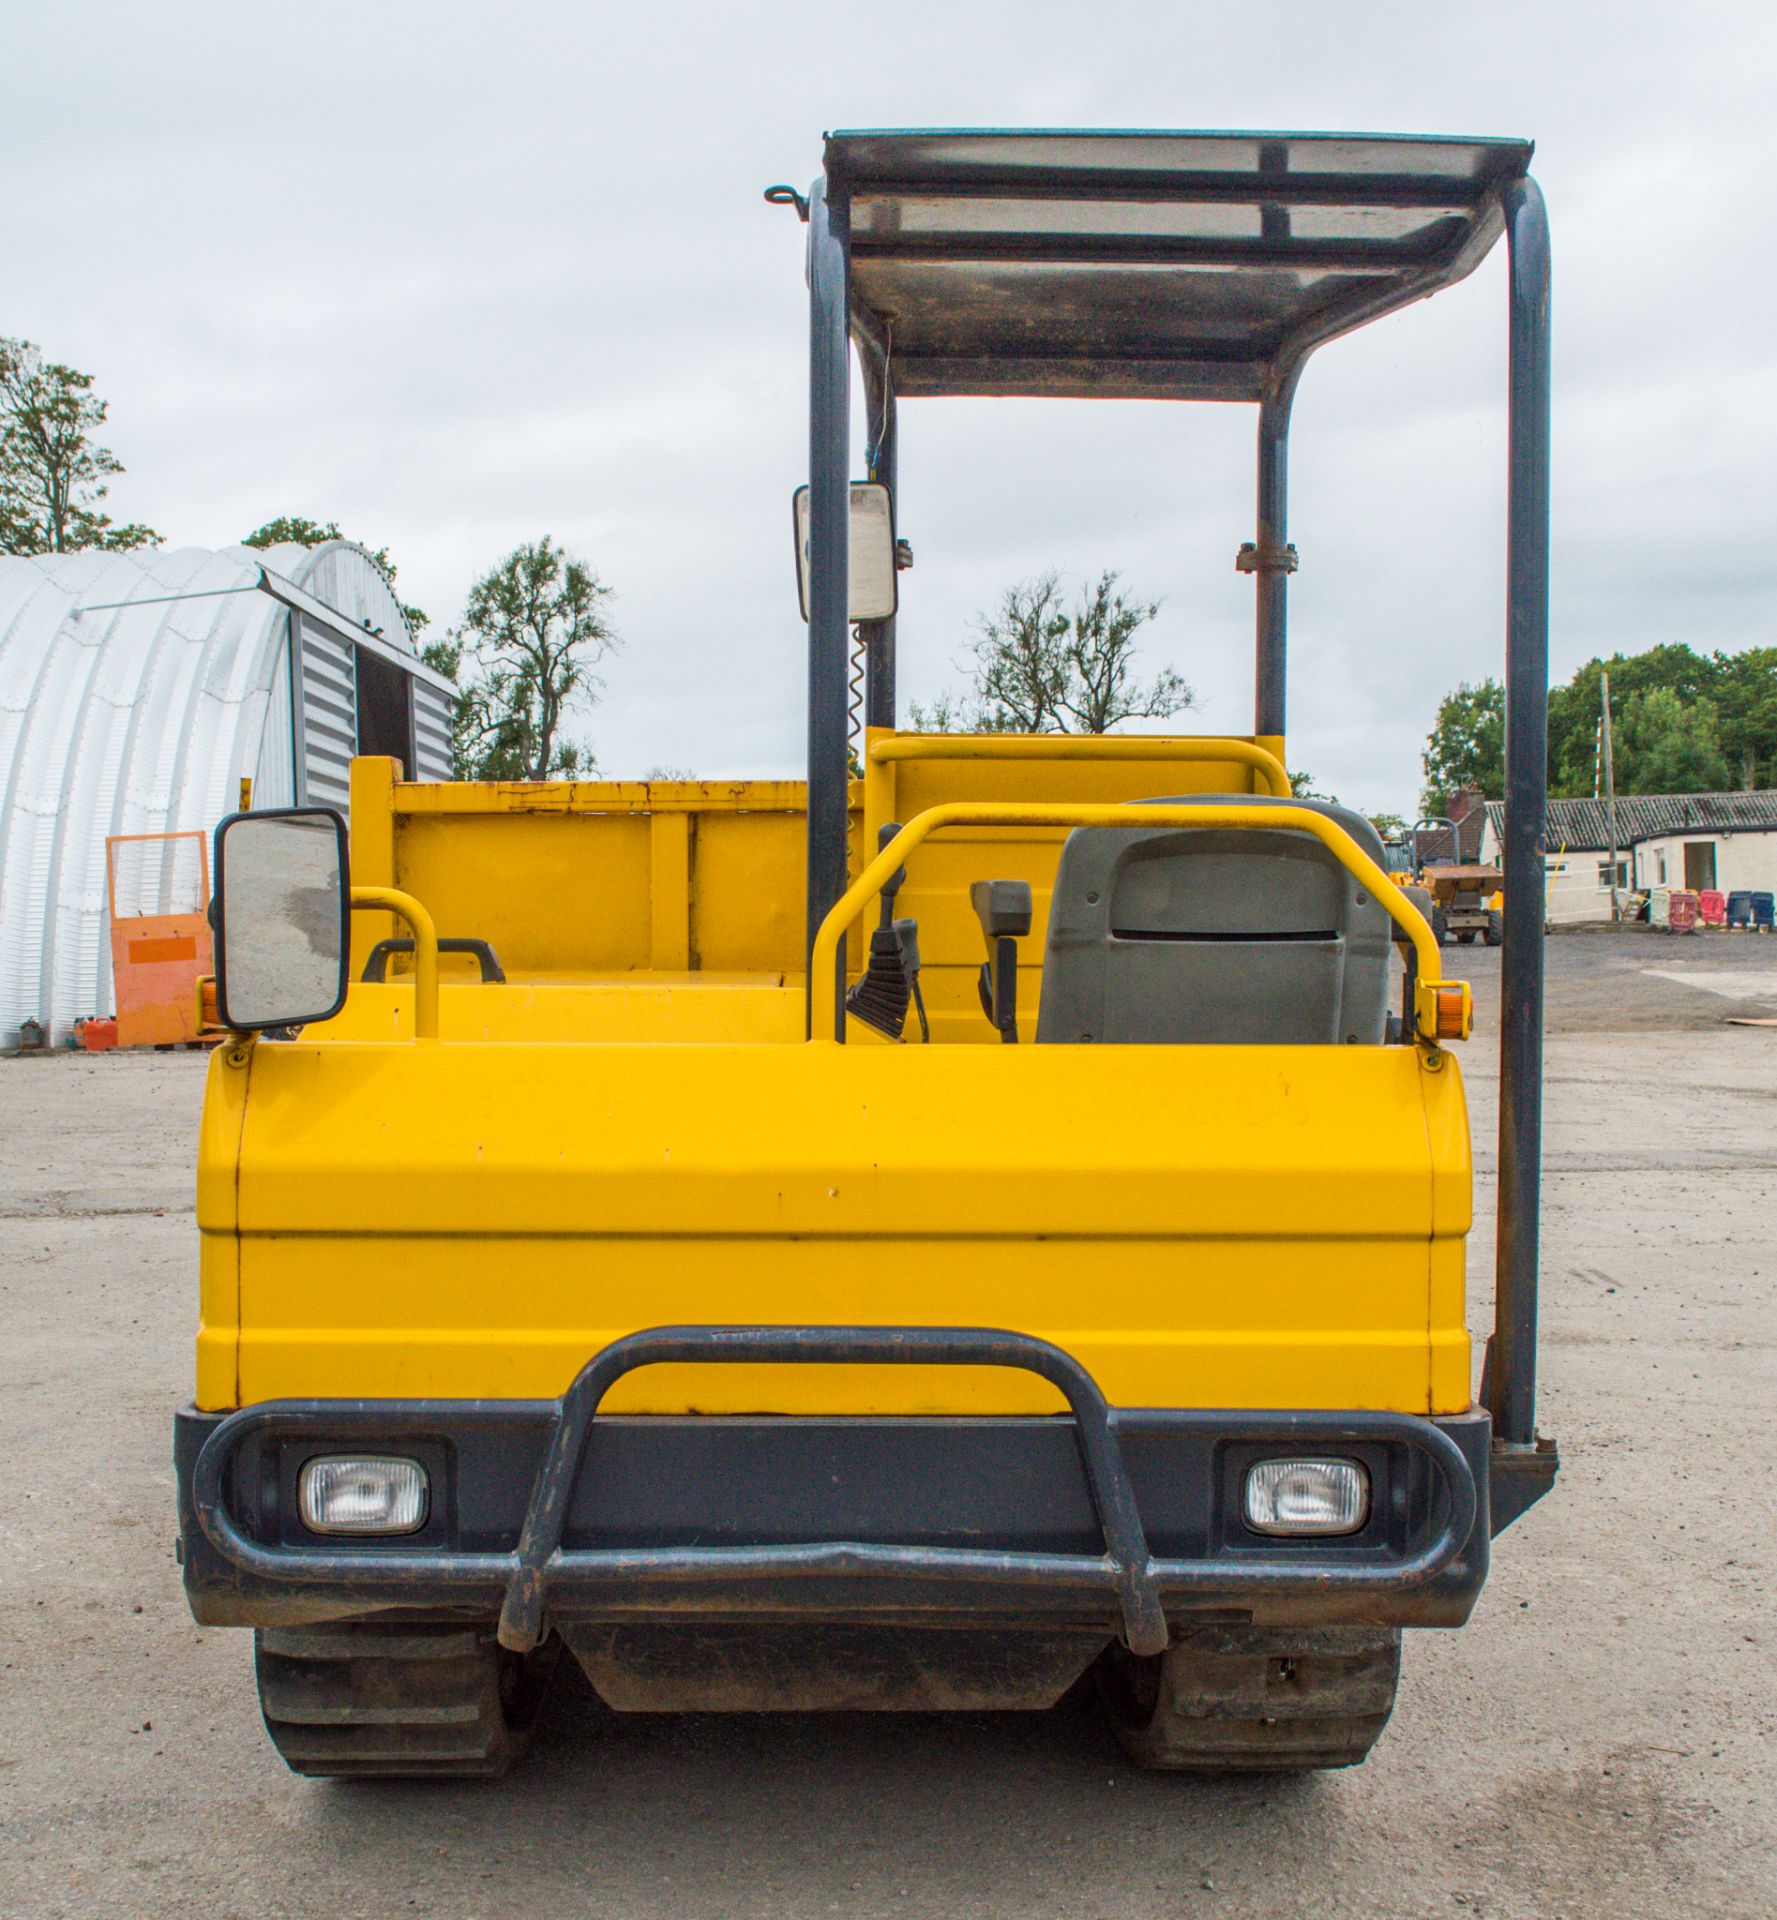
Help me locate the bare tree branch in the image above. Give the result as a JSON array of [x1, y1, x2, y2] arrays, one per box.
[[451, 537, 620, 779], [909, 568, 1193, 735]]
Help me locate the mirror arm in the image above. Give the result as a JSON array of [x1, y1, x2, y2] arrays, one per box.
[[351, 887, 440, 1040]]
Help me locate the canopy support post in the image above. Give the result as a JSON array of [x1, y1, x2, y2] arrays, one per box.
[[861, 351, 898, 733], [1251, 358, 1303, 741], [1493, 176, 1552, 1448], [805, 177, 853, 1035]]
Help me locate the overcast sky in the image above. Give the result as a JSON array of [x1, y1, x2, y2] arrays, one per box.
[[9, 1, 1773, 813]]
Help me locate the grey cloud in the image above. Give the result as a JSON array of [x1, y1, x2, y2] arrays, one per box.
[[6, 0, 1772, 808]]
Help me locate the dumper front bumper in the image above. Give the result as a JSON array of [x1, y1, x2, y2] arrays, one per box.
[[176, 1327, 1550, 1644]]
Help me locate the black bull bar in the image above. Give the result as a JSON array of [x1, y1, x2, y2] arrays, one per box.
[[190, 1326, 1481, 1658]]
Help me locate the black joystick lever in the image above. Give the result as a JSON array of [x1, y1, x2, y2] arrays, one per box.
[[971, 879, 1032, 1044]]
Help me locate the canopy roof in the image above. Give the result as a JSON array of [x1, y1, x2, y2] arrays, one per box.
[[824, 130, 1533, 401]]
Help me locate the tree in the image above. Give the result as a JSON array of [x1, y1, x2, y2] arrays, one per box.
[[1711, 647, 1777, 790], [1421, 679, 1505, 812], [1548, 643, 1714, 796], [450, 537, 619, 780], [243, 516, 429, 637], [910, 570, 1192, 734], [1613, 687, 1730, 794], [1286, 771, 1403, 839], [1425, 642, 1777, 806], [905, 689, 973, 733], [944, 574, 1071, 732], [0, 337, 160, 554], [243, 515, 343, 550]]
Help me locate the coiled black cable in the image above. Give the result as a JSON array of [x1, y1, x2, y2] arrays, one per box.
[[848, 624, 866, 760]]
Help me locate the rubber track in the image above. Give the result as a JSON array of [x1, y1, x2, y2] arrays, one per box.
[[255, 1624, 525, 1778], [1099, 1625, 1402, 1772]]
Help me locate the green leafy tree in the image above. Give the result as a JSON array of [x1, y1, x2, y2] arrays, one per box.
[[242, 516, 429, 637], [0, 336, 160, 554], [1548, 644, 1715, 796], [1421, 678, 1505, 812], [1711, 647, 1777, 790], [419, 633, 461, 681], [1613, 687, 1730, 794], [1426, 642, 1777, 807], [243, 515, 343, 550], [451, 537, 619, 780], [910, 570, 1192, 734]]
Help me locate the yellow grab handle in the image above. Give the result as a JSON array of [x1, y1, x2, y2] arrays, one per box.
[[351, 886, 440, 1040], [810, 801, 1463, 1046]]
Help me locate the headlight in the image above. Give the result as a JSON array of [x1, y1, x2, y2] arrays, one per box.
[[1243, 1458, 1369, 1536], [298, 1456, 428, 1535]]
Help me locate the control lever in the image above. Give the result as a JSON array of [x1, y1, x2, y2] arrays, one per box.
[[970, 879, 1032, 1044], [892, 915, 929, 1042], [845, 824, 918, 1039]]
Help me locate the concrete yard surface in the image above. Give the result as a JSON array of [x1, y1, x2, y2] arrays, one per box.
[[1, 930, 1775, 1919]]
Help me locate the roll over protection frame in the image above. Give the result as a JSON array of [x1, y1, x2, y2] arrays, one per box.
[[795, 131, 1551, 1450], [866, 734, 1291, 795]]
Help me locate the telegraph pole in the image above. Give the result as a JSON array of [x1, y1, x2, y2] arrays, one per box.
[[1601, 670, 1621, 921]]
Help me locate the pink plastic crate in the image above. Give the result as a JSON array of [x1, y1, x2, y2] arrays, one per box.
[[1698, 889, 1727, 925]]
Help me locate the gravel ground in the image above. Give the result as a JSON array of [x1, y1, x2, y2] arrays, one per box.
[[2, 928, 1775, 1920]]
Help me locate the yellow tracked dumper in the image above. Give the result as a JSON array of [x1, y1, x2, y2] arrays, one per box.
[[177, 128, 1558, 1776]]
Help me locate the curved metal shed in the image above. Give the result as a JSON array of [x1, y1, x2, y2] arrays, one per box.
[[0, 541, 455, 1046]]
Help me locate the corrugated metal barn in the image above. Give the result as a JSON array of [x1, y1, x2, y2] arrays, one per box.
[[0, 541, 456, 1046]]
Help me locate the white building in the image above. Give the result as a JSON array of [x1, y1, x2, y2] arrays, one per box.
[[1629, 819, 1777, 897], [0, 542, 456, 1046], [1483, 793, 1777, 923]]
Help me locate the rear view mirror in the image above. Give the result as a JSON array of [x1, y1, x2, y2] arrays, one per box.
[[793, 481, 897, 622], [213, 809, 350, 1031]]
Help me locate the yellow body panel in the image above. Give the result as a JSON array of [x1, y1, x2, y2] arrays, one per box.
[[321, 980, 805, 1044], [348, 760, 815, 982], [198, 1032, 1471, 1417], [197, 743, 1476, 1426]]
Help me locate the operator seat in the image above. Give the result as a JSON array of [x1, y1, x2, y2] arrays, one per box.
[[1034, 794, 1395, 1046]]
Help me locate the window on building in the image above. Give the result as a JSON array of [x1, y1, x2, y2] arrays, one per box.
[[1597, 859, 1628, 889], [1656, 851, 1667, 885]]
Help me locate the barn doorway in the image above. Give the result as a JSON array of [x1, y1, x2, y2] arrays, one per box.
[[355, 644, 415, 774]]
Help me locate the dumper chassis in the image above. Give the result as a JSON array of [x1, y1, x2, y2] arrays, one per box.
[[178, 127, 1559, 1777]]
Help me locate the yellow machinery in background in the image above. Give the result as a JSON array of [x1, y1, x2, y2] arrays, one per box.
[[1396, 814, 1506, 948], [176, 129, 1558, 1779]]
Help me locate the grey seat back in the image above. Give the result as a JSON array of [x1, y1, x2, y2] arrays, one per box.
[[1034, 794, 1394, 1046]]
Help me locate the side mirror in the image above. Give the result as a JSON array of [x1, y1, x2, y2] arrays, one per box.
[[213, 808, 350, 1031], [793, 481, 898, 622]]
